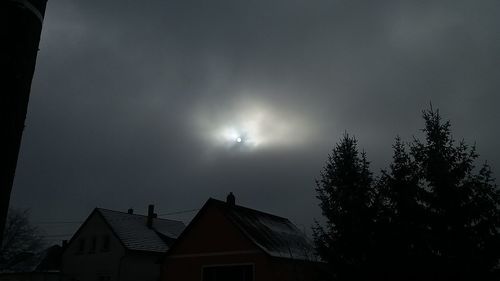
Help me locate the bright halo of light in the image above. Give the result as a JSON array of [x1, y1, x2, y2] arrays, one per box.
[[193, 96, 315, 152], [212, 109, 286, 149]]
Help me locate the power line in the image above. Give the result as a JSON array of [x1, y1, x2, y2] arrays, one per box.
[[33, 208, 200, 225], [35, 221, 83, 224], [38, 209, 200, 240], [43, 238, 68, 241], [158, 208, 199, 216], [43, 233, 73, 237]]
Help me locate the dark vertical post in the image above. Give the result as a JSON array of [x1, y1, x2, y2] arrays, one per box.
[[226, 192, 236, 206], [0, 0, 48, 246], [147, 204, 155, 228]]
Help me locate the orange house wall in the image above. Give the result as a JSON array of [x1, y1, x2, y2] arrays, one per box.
[[162, 205, 321, 281], [162, 205, 273, 281], [166, 205, 257, 254]]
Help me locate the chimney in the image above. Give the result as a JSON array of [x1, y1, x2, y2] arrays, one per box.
[[147, 204, 154, 228], [226, 192, 235, 206], [62, 240, 68, 248], [127, 208, 134, 214]]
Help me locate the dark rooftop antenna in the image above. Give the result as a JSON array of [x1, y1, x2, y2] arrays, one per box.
[[147, 204, 155, 228], [226, 192, 236, 206]]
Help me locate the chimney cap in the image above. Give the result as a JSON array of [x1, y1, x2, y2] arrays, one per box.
[[227, 192, 235, 206]]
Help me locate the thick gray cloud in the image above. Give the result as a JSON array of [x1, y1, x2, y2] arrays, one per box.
[[11, 0, 500, 241]]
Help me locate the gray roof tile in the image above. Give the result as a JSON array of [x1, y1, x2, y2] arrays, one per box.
[[210, 199, 319, 261], [97, 209, 185, 253]]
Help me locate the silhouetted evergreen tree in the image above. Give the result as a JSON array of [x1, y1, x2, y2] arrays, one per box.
[[313, 133, 374, 281], [410, 108, 500, 280], [373, 137, 431, 280], [0, 208, 44, 270], [314, 108, 500, 281]]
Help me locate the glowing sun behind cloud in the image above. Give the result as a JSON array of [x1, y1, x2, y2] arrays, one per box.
[[193, 96, 316, 152]]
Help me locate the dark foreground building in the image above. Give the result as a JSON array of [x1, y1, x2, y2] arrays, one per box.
[[1, 0, 48, 246], [162, 195, 327, 281]]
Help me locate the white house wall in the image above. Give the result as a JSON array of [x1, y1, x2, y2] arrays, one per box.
[[61, 211, 125, 281]]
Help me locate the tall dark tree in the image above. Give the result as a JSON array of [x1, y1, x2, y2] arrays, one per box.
[[374, 137, 430, 280], [0, 208, 44, 270], [410, 108, 500, 280], [314, 108, 500, 281], [313, 133, 374, 281]]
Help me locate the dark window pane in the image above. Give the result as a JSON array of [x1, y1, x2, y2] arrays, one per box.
[[101, 235, 110, 252], [77, 239, 85, 254], [89, 236, 97, 253]]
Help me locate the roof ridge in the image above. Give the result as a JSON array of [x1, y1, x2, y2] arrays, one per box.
[[208, 198, 291, 222], [96, 207, 147, 217]]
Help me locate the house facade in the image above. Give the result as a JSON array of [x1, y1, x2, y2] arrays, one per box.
[[62, 206, 185, 281], [162, 195, 325, 281]]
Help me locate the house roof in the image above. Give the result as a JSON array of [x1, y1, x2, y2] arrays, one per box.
[[96, 208, 185, 253], [219, 200, 318, 261], [168, 198, 318, 261], [213, 199, 318, 261]]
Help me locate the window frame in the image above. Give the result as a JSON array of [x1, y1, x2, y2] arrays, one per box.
[[201, 263, 255, 281], [89, 236, 97, 253], [101, 235, 111, 252], [98, 275, 111, 281], [76, 238, 86, 254]]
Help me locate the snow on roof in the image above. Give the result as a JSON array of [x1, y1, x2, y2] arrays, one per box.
[[210, 199, 319, 261], [97, 209, 185, 253]]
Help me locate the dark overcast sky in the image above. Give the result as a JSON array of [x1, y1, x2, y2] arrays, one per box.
[[11, 0, 500, 241]]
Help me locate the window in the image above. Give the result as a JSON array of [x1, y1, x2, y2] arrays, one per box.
[[89, 236, 97, 253], [202, 264, 254, 281], [101, 235, 110, 252], [77, 238, 85, 254]]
